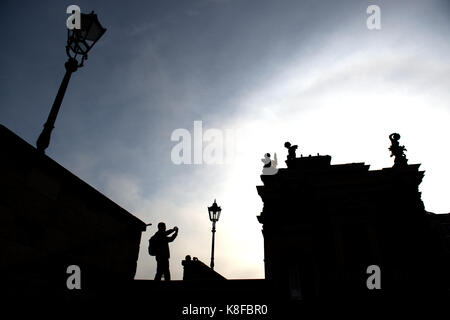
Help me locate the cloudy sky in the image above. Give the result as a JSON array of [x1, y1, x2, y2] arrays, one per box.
[[1, 0, 449, 280]]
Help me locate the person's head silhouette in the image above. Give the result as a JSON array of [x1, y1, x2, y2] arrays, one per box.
[[158, 222, 166, 231]]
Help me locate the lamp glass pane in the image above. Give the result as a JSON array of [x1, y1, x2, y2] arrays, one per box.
[[77, 41, 89, 53], [81, 14, 105, 41]]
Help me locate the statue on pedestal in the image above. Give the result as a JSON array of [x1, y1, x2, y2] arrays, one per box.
[[284, 142, 298, 160], [389, 133, 408, 168], [261, 153, 278, 175]]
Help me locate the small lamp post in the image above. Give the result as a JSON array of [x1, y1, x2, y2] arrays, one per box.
[[208, 199, 222, 270], [36, 11, 106, 153]]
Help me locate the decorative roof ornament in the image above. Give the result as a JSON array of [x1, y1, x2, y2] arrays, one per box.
[[389, 133, 408, 168], [284, 142, 298, 160], [261, 153, 278, 175]]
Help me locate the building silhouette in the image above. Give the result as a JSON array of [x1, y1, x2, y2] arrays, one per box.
[[257, 154, 450, 302], [1, 125, 146, 301], [2, 123, 450, 314], [182, 255, 226, 281]]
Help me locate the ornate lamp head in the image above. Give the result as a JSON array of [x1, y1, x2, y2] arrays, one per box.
[[66, 11, 106, 67], [208, 199, 222, 222]]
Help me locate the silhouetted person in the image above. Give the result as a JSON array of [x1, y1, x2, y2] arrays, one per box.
[[153, 222, 178, 281], [284, 142, 298, 160]]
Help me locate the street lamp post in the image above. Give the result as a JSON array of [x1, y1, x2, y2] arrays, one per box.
[[208, 199, 222, 270], [36, 11, 106, 153]]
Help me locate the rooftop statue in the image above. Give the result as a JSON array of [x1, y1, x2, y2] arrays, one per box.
[[261, 153, 278, 175], [284, 142, 298, 160], [389, 133, 408, 168]]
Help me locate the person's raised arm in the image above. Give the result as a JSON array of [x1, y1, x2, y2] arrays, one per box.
[[167, 227, 178, 242], [165, 229, 175, 236]]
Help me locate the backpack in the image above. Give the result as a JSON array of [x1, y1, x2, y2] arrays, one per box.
[[148, 235, 158, 256]]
